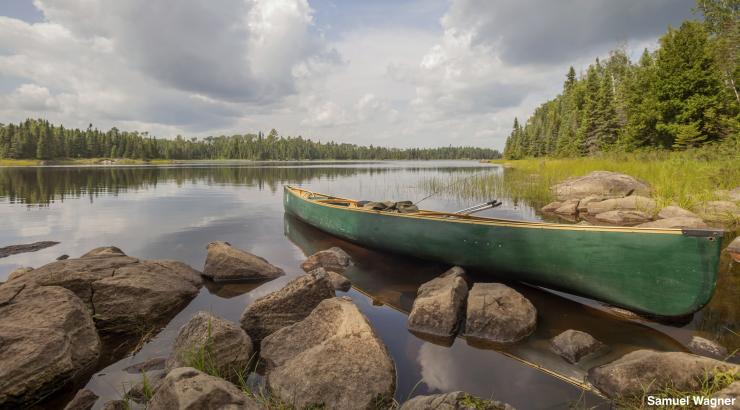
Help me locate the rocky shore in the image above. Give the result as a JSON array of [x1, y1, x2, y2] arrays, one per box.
[[541, 170, 740, 228]]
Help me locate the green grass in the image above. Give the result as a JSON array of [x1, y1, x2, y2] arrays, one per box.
[[0, 159, 42, 166], [613, 367, 739, 410], [422, 144, 739, 223]]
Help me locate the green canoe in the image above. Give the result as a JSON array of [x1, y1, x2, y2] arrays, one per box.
[[283, 186, 723, 318]]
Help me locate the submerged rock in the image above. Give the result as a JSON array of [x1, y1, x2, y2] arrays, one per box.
[[401, 391, 515, 410], [408, 266, 468, 339], [148, 367, 260, 410], [636, 217, 708, 229], [587, 350, 740, 398], [240, 270, 335, 342], [550, 330, 606, 364], [261, 297, 396, 410], [593, 210, 652, 226], [0, 285, 100, 409], [63, 388, 98, 410], [658, 205, 699, 219], [203, 241, 284, 281], [300, 247, 353, 273], [552, 171, 651, 201], [124, 357, 167, 374], [167, 311, 253, 380], [464, 283, 537, 344], [689, 336, 729, 359]]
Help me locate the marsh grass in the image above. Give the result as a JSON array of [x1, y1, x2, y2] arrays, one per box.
[[613, 367, 739, 410], [423, 146, 740, 216]]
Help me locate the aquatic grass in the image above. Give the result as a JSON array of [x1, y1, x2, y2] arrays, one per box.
[[613, 367, 740, 409], [422, 148, 740, 215], [139, 371, 155, 403]]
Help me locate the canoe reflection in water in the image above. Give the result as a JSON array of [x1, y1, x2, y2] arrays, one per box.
[[283, 213, 693, 405]]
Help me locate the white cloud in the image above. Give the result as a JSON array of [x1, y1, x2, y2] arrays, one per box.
[[0, 0, 694, 149]]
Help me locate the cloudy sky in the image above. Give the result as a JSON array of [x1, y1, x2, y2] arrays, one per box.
[[0, 0, 695, 149]]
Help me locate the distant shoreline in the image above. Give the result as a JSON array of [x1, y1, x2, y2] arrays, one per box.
[[0, 158, 494, 167]]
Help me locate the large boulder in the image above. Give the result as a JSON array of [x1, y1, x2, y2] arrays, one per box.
[[401, 391, 515, 410], [7, 247, 203, 334], [585, 196, 657, 215], [703, 381, 740, 410], [727, 236, 740, 262], [658, 205, 699, 219], [91, 260, 203, 333], [464, 283, 537, 344], [593, 210, 652, 226], [261, 297, 396, 410], [550, 330, 606, 364], [167, 311, 253, 380], [635, 217, 708, 229], [0, 285, 100, 409], [240, 271, 335, 342], [300, 247, 353, 273], [408, 267, 468, 339], [63, 388, 99, 410], [587, 350, 740, 398], [147, 367, 261, 410], [203, 241, 284, 281], [552, 171, 651, 201]]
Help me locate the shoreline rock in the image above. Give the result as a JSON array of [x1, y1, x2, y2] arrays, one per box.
[[261, 297, 396, 410], [550, 329, 606, 364], [301, 247, 353, 273], [636, 216, 708, 229], [401, 391, 515, 410], [593, 210, 652, 225], [147, 367, 259, 410], [203, 241, 284, 282], [408, 266, 468, 339], [464, 283, 537, 344], [62, 388, 99, 410], [240, 270, 335, 343], [552, 171, 651, 201]]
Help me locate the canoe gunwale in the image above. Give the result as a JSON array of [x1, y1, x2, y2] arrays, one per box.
[[285, 185, 724, 237]]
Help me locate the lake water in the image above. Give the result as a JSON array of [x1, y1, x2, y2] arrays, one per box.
[[0, 161, 737, 409]]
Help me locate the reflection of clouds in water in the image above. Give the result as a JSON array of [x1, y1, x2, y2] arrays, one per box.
[[418, 342, 459, 391]]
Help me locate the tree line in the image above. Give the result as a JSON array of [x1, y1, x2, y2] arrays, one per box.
[[0, 119, 501, 161], [504, 0, 739, 159]]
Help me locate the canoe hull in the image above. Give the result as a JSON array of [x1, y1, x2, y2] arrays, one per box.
[[283, 186, 722, 317]]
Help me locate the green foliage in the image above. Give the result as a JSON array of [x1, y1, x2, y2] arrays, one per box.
[[503, 3, 739, 159], [0, 119, 502, 161]]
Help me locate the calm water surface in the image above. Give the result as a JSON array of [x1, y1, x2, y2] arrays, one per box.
[[0, 161, 737, 409]]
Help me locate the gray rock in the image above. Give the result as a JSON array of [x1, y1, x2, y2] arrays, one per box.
[[167, 311, 253, 381], [576, 196, 604, 213], [300, 246, 353, 273], [587, 350, 740, 398], [703, 381, 740, 410], [658, 205, 699, 219], [124, 357, 167, 374], [636, 217, 708, 229], [92, 260, 203, 333], [240, 271, 335, 342], [102, 400, 129, 410], [550, 330, 606, 364], [261, 297, 396, 410], [309, 268, 351, 291], [148, 367, 261, 410], [541, 202, 562, 213], [689, 336, 729, 359], [401, 391, 515, 410], [554, 199, 580, 215], [203, 241, 284, 281], [408, 266, 468, 338], [593, 210, 653, 226], [6, 247, 203, 334], [586, 195, 657, 215], [57, 254, 70, 261], [464, 283, 537, 344], [0, 285, 101, 409], [728, 237, 740, 263], [63, 388, 99, 410], [6, 267, 33, 282], [552, 171, 651, 201], [698, 201, 740, 222]]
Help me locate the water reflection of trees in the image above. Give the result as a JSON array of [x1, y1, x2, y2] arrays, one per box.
[[0, 166, 377, 205]]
